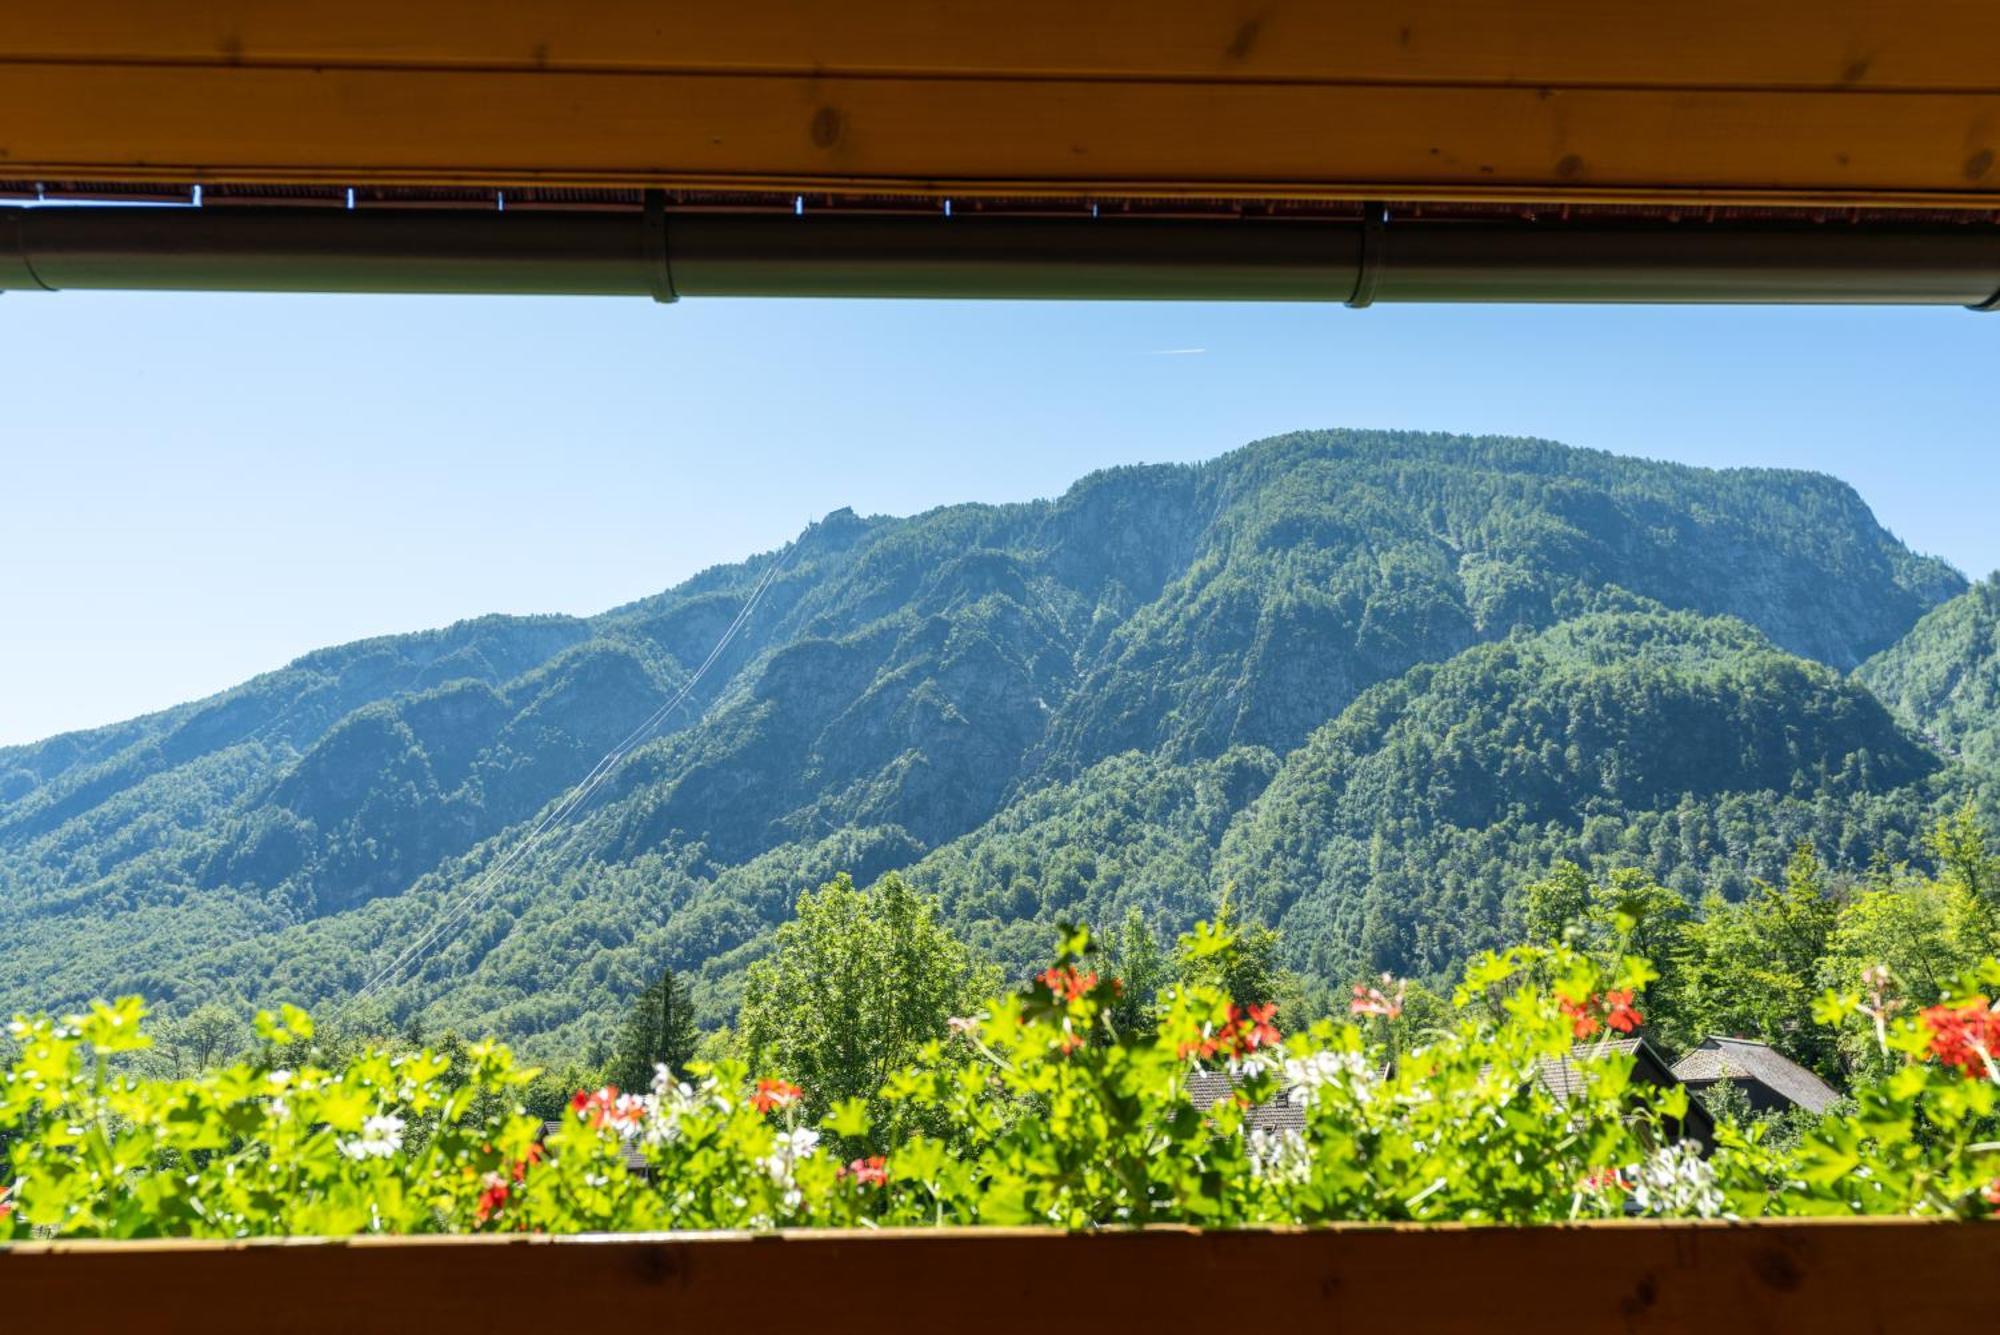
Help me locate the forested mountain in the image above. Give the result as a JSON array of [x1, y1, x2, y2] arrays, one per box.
[[1214, 609, 1951, 980], [1858, 577, 2000, 773], [0, 430, 1983, 1056]]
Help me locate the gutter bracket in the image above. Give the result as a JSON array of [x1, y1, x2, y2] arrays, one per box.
[[644, 190, 677, 304], [0, 208, 55, 292], [1346, 202, 1387, 308]]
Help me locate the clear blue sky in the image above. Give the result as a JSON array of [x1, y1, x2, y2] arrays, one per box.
[[2, 293, 1995, 745]]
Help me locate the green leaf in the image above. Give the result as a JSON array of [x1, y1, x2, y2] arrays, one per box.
[[80, 997, 151, 1054], [824, 1097, 872, 1140]]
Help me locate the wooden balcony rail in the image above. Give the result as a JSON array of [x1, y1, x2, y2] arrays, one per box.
[[4, 1219, 1995, 1334]]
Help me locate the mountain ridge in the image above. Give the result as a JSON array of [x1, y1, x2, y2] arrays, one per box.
[[0, 429, 1978, 1054]]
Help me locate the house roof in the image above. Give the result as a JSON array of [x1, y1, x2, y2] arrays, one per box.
[[1533, 1037, 1654, 1104], [1185, 1068, 1308, 1136], [1670, 1037, 1843, 1114], [1531, 1036, 1716, 1147]]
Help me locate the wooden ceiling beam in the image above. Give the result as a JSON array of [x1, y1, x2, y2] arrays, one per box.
[[2, 2, 1998, 207]]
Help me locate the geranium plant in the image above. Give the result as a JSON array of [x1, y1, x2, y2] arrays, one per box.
[[3, 929, 1997, 1239]]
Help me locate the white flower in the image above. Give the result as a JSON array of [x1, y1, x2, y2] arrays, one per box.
[[611, 1092, 653, 1141], [643, 1072, 724, 1146], [759, 1127, 822, 1204], [1284, 1049, 1375, 1107], [1625, 1142, 1727, 1219], [340, 1113, 405, 1160], [1247, 1128, 1313, 1185]]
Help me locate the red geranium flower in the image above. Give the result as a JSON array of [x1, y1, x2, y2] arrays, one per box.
[[1604, 990, 1644, 1035], [843, 1156, 889, 1187], [571, 1085, 646, 1132], [474, 1173, 510, 1224], [1921, 999, 2000, 1078], [1178, 1001, 1281, 1063], [1241, 1002, 1282, 1050], [1560, 991, 1644, 1040], [1037, 966, 1099, 1002], [1982, 1178, 2000, 1207], [752, 1078, 804, 1113], [1578, 1166, 1630, 1193], [1559, 996, 1600, 1040]]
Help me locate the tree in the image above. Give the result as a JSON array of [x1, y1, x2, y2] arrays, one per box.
[[1503, 862, 1697, 1045], [1384, 979, 1453, 1058], [1671, 843, 1839, 1073], [1825, 872, 1984, 1008], [610, 965, 699, 1095], [1174, 884, 1286, 1012], [738, 873, 997, 1119], [1107, 908, 1167, 1037], [1591, 867, 1692, 974], [159, 1002, 244, 1076], [1520, 862, 1593, 946], [1931, 804, 2000, 921]]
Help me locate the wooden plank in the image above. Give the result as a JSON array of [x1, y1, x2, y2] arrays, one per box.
[[3, 1221, 1996, 1334], [3, 3, 1998, 205], [5, 1, 2000, 91], [1, 63, 1998, 206]]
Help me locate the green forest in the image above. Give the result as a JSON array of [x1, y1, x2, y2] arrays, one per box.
[[3, 428, 1996, 1071]]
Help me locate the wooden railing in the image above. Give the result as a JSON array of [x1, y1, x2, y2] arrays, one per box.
[[5, 1220, 1994, 1333]]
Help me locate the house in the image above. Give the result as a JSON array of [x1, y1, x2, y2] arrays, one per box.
[[1670, 1037, 1842, 1116], [1534, 1036, 1716, 1151], [1185, 1068, 1308, 1137]]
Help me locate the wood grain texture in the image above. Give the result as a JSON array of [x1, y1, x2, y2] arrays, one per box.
[[7, 2, 2000, 89], [1, 64, 1998, 205], [3, 1221, 1995, 1335], [1, 3, 1998, 204]]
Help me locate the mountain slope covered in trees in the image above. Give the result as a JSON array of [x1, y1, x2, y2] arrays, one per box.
[[0, 430, 1984, 1056], [1859, 577, 2000, 773]]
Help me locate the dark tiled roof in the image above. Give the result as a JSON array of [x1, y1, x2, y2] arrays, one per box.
[[1671, 1038, 1843, 1114], [1531, 1036, 1715, 1148], [1185, 1068, 1308, 1135], [1534, 1037, 1650, 1103]]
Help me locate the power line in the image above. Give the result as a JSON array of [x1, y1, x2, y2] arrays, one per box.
[[343, 544, 795, 1012], [347, 546, 788, 1008]]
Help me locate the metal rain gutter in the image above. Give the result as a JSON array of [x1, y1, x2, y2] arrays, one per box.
[[3, 203, 1999, 307]]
